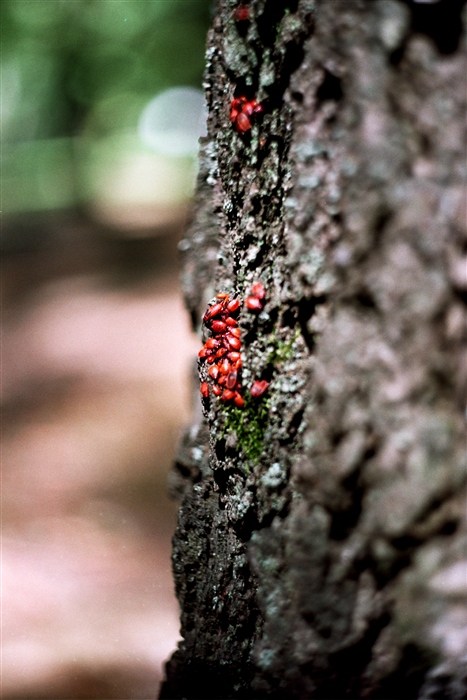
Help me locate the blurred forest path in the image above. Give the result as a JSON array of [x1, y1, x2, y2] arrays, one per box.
[[2, 214, 199, 699], [1, 0, 212, 697]]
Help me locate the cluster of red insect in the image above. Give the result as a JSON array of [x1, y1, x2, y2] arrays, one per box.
[[230, 96, 263, 134], [199, 292, 245, 407], [199, 287, 270, 405]]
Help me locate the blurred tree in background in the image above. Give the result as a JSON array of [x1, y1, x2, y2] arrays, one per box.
[[2, 0, 211, 232], [1, 5, 212, 697]]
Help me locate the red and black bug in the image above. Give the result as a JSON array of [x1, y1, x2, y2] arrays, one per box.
[[250, 379, 269, 398], [230, 96, 263, 134]]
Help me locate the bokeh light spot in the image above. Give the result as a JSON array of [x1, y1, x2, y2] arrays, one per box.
[[138, 87, 207, 158]]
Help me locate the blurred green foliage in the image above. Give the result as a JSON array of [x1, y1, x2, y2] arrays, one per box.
[[2, 0, 211, 214]]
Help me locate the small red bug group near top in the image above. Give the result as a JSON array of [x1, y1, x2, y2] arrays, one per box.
[[199, 287, 269, 406], [230, 96, 263, 134]]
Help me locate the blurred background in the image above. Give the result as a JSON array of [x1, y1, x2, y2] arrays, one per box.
[[2, 1, 211, 697]]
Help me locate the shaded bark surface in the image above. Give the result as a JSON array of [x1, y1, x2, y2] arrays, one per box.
[[161, 1, 467, 698]]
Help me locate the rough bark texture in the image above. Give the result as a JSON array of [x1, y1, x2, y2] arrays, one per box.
[[161, 1, 467, 698]]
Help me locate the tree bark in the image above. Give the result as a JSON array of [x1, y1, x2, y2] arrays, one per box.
[[160, 1, 467, 698]]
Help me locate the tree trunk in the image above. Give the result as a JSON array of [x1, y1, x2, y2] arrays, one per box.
[[160, 1, 466, 698]]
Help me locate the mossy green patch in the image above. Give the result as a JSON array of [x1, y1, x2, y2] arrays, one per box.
[[267, 327, 300, 365], [218, 329, 300, 463], [221, 395, 270, 462]]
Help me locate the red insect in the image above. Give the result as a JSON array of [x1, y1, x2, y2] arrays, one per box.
[[230, 96, 263, 134], [227, 298, 240, 313], [226, 335, 241, 350], [221, 389, 236, 402], [251, 282, 265, 299], [226, 370, 238, 389], [229, 96, 245, 122], [233, 5, 250, 21], [236, 112, 252, 134], [208, 365, 220, 380], [246, 280, 266, 311], [211, 320, 227, 334], [219, 358, 231, 375], [250, 379, 269, 398], [233, 393, 245, 407], [203, 302, 224, 322], [245, 296, 263, 311]]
